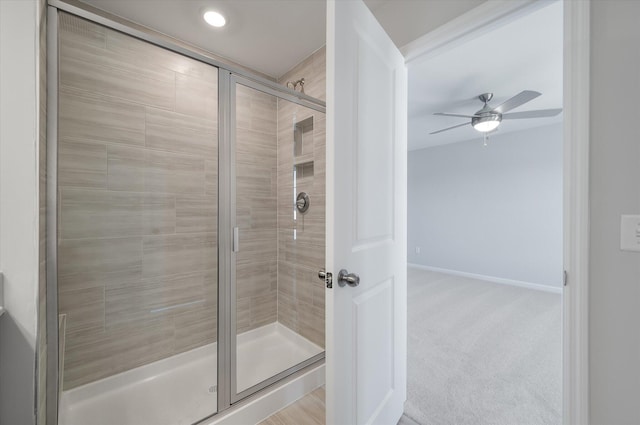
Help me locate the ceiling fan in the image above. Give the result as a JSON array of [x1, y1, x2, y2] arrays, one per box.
[[430, 90, 562, 135]]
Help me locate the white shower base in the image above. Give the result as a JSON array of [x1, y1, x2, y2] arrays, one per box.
[[59, 323, 324, 425], [236, 323, 323, 392]]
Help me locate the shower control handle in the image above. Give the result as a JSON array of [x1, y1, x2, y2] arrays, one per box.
[[337, 269, 360, 287]]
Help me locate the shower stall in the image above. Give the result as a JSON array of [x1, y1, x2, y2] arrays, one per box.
[[48, 6, 326, 425]]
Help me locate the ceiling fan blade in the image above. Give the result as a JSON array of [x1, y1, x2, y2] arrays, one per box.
[[429, 122, 469, 135], [502, 108, 563, 119], [492, 90, 541, 113], [434, 112, 478, 119]]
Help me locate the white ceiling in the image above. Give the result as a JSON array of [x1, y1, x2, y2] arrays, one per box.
[[80, 0, 327, 79], [366, 0, 486, 48], [407, 1, 563, 150], [79, 0, 485, 79]]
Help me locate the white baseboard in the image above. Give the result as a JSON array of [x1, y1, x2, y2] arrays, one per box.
[[407, 263, 563, 294]]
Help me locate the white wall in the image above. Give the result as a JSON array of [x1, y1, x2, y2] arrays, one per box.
[[408, 124, 563, 287], [0, 1, 41, 424], [589, 1, 640, 423]]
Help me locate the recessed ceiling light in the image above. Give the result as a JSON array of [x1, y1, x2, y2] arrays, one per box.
[[203, 10, 226, 27]]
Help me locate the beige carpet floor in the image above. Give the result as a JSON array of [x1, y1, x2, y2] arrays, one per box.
[[404, 267, 562, 425]]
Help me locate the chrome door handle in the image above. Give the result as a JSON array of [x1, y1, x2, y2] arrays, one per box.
[[337, 269, 360, 287]]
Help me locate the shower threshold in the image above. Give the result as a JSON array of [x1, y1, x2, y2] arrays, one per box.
[[59, 323, 323, 425]]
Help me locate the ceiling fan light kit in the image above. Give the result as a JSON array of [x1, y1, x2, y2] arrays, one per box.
[[430, 90, 562, 139], [472, 113, 502, 132]]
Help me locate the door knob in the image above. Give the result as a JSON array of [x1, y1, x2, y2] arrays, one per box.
[[337, 269, 360, 287]]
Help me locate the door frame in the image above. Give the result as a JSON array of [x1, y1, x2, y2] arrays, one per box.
[[401, 1, 590, 424]]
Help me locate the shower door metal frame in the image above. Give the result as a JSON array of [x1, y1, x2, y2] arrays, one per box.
[[227, 74, 326, 405], [45, 5, 60, 424], [44, 1, 326, 424]]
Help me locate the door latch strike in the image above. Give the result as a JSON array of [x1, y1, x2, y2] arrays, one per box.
[[325, 272, 333, 289]]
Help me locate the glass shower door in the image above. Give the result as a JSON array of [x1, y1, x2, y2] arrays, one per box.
[[56, 12, 219, 425], [231, 77, 326, 400]]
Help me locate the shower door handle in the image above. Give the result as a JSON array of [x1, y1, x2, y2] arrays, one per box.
[[337, 269, 360, 287], [233, 227, 240, 252]]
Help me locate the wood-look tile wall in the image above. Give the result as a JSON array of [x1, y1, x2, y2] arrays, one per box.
[[276, 48, 326, 348], [58, 13, 218, 390], [235, 84, 279, 333]]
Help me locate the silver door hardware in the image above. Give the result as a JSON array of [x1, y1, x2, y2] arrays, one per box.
[[233, 227, 240, 253], [296, 192, 310, 214], [318, 269, 333, 289], [337, 269, 360, 287], [563, 270, 568, 286]]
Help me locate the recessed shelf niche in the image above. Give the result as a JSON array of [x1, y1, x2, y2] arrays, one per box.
[[294, 161, 314, 179], [294, 116, 314, 158]]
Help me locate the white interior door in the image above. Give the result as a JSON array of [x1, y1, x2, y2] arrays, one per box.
[[326, 0, 407, 424]]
